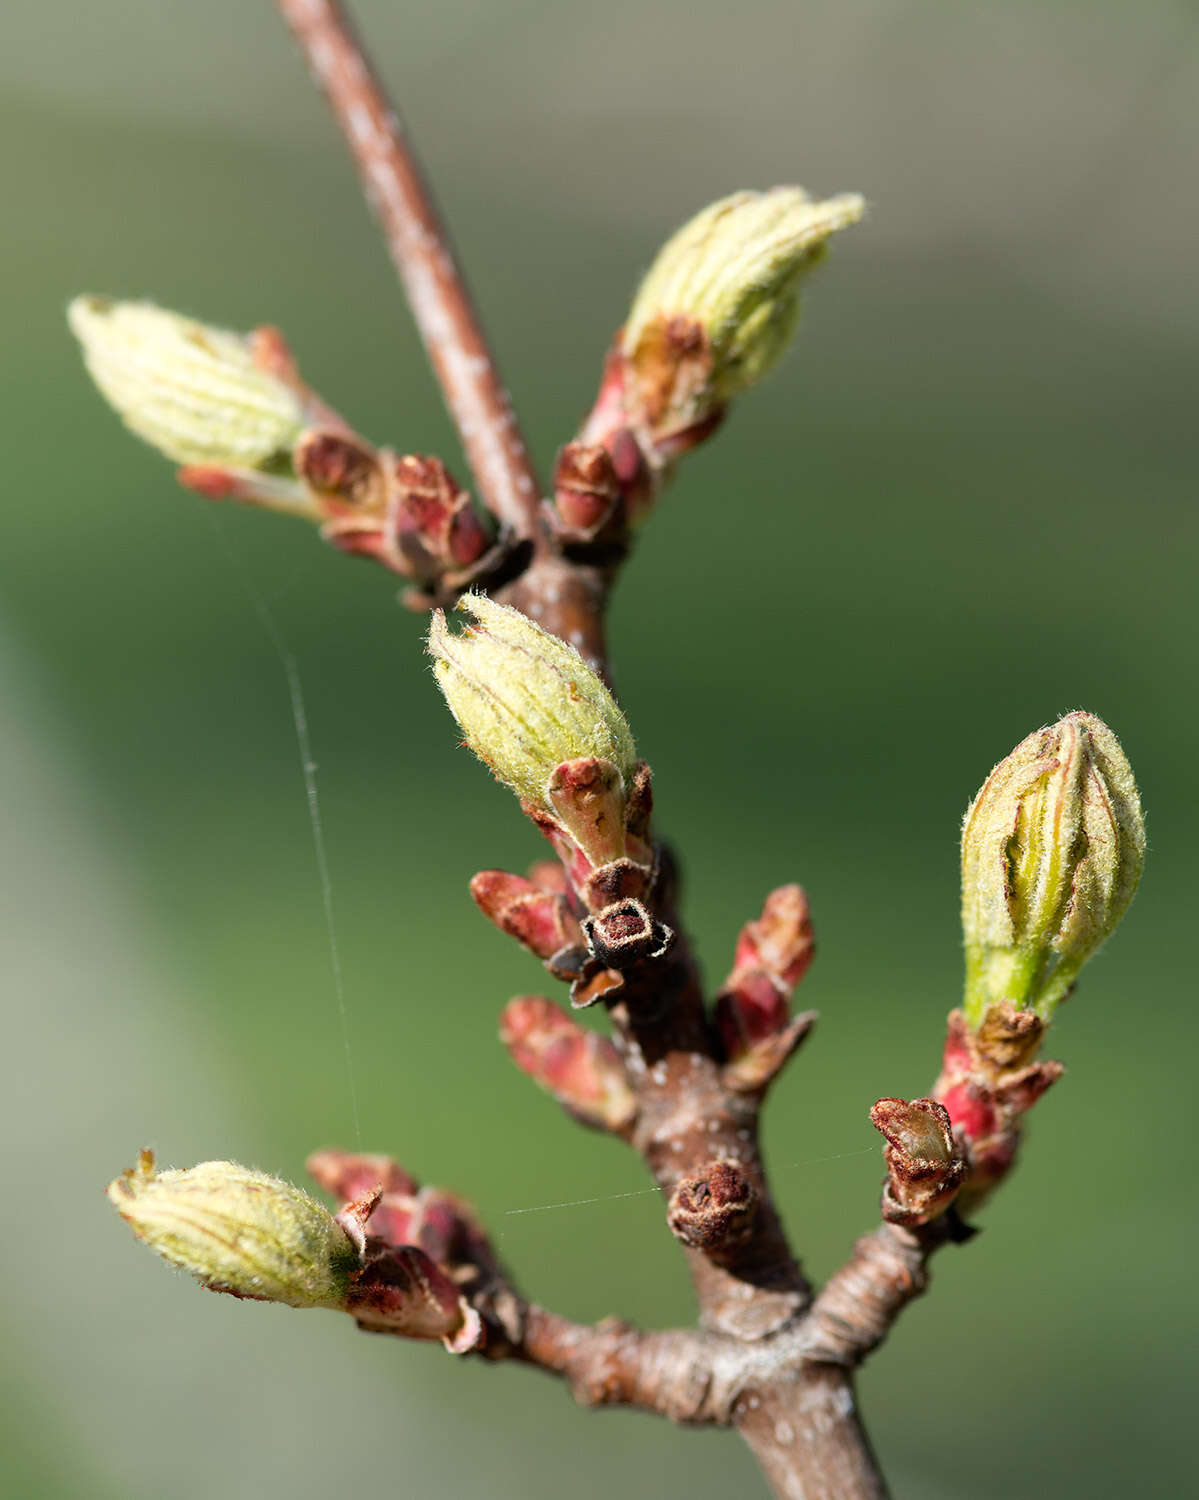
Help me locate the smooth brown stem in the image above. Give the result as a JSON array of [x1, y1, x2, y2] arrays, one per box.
[[276, 0, 542, 539]]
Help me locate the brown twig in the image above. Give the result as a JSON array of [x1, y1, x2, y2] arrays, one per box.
[[276, 0, 541, 541], [274, 8, 975, 1497]]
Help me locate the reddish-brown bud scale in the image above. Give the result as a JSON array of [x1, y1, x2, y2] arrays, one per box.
[[307, 1149, 418, 1202], [470, 869, 584, 962], [390, 453, 490, 573], [870, 1097, 966, 1227], [667, 1160, 758, 1252], [553, 441, 623, 535], [348, 1244, 483, 1352], [500, 996, 637, 1133], [177, 465, 241, 499], [296, 429, 386, 513], [932, 1005, 1064, 1207], [716, 886, 816, 1079]]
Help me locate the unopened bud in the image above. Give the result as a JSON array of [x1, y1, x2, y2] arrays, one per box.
[[470, 868, 585, 974], [428, 594, 637, 818], [69, 297, 306, 469], [500, 996, 637, 1132], [307, 1148, 417, 1202], [666, 1160, 757, 1252], [622, 188, 864, 435], [107, 1151, 359, 1309], [961, 712, 1145, 1025], [870, 1098, 966, 1227]]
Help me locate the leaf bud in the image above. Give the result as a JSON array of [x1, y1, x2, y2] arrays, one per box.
[[107, 1151, 360, 1309], [428, 594, 637, 829], [961, 711, 1145, 1025], [500, 996, 637, 1133], [68, 297, 306, 470], [621, 188, 864, 437]]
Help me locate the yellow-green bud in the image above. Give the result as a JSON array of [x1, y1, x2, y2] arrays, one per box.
[[68, 296, 306, 468], [428, 594, 637, 814], [622, 187, 864, 408], [107, 1151, 360, 1309], [961, 711, 1145, 1026]]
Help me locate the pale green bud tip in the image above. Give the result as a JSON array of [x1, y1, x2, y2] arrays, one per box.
[[622, 187, 865, 399], [961, 711, 1145, 1025], [68, 296, 305, 467], [427, 594, 637, 811], [106, 1150, 360, 1309]]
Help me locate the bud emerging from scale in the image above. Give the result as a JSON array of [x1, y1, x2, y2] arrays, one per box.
[[428, 594, 637, 817], [68, 297, 307, 469], [621, 188, 864, 434], [960, 712, 1145, 1026], [107, 1151, 360, 1309]]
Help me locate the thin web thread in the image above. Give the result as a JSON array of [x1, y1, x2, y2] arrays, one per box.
[[501, 1144, 878, 1218], [206, 515, 363, 1146]]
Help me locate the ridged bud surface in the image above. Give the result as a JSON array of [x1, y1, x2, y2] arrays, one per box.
[[961, 711, 1144, 1024], [428, 594, 637, 815], [107, 1151, 359, 1309], [69, 297, 305, 467], [622, 188, 864, 422]]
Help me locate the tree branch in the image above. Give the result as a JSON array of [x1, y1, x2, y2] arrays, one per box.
[[276, 0, 541, 540]]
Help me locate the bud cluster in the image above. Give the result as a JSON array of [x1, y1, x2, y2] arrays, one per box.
[[69, 297, 500, 597], [559, 187, 864, 539], [307, 1149, 490, 1351], [714, 885, 817, 1092], [430, 595, 673, 1005]]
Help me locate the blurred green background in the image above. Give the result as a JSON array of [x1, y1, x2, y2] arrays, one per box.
[[3, 2, 1195, 1496]]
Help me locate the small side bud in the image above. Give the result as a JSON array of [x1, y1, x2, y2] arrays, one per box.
[[551, 442, 624, 540], [69, 297, 307, 471], [666, 1160, 758, 1252], [306, 1149, 417, 1202], [428, 594, 637, 822], [470, 869, 584, 970], [716, 886, 816, 1091], [961, 711, 1145, 1025], [107, 1151, 359, 1309], [500, 996, 637, 1133], [621, 188, 864, 440], [870, 1098, 967, 1227]]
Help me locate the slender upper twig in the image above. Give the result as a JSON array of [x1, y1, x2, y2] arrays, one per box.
[[277, 0, 542, 540]]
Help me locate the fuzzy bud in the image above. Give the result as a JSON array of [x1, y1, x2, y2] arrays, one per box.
[[961, 712, 1145, 1025], [621, 188, 864, 436], [428, 594, 637, 820], [69, 297, 306, 469], [107, 1151, 359, 1309]]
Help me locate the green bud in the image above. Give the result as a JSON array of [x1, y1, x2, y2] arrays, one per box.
[[961, 712, 1145, 1025], [428, 594, 637, 815], [107, 1151, 360, 1309], [68, 296, 306, 468], [622, 187, 864, 414]]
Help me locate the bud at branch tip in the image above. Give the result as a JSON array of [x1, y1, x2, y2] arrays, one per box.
[[960, 711, 1144, 1026]]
